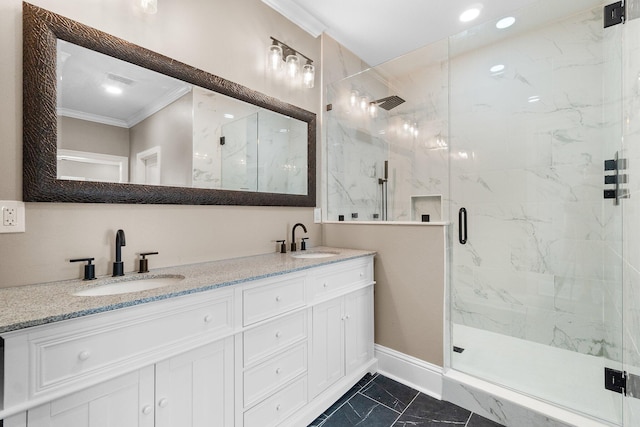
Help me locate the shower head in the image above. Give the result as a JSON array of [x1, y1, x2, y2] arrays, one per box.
[[373, 95, 406, 111]]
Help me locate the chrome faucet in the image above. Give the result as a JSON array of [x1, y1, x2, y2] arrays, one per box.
[[291, 223, 307, 252], [112, 229, 126, 276]]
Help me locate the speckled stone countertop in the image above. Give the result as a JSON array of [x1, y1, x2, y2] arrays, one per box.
[[0, 247, 375, 334]]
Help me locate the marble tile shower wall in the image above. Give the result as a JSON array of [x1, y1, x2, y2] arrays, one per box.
[[450, 7, 624, 359], [193, 87, 306, 193], [256, 113, 307, 194], [326, 42, 449, 222], [193, 87, 222, 188]]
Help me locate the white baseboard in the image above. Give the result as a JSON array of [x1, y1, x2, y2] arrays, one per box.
[[374, 344, 443, 399]]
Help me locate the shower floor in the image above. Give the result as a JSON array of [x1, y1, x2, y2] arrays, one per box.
[[451, 324, 621, 425]]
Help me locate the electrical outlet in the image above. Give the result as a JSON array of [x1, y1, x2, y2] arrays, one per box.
[[3, 207, 16, 226], [0, 201, 26, 233]]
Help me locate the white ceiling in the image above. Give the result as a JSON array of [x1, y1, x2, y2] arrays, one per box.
[[262, 0, 604, 66], [57, 40, 192, 128]]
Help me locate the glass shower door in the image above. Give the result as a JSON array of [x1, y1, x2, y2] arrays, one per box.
[[448, 1, 624, 424]]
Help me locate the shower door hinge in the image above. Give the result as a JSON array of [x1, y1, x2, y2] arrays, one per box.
[[604, 1, 625, 28], [605, 367, 627, 395]]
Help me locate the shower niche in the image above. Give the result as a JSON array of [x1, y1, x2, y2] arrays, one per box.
[[410, 195, 442, 222]]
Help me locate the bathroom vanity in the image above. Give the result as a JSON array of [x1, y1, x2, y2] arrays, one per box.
[[0, 248, 375, 427]]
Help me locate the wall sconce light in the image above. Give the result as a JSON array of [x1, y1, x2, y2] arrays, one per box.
[[268, 41, 283, 71], [349, 90, 359, 108], [140, 0, 157, 14], [302, 63, 315, 89], [359, 95, 370, 112], [268, 37, 315, 88], [286, 54, 300, 78]]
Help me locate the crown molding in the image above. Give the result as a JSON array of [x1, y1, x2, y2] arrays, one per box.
[[262, 0, 326, 37]]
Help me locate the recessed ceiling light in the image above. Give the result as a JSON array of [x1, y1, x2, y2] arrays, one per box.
[[223, 113, 234, 119], [496, 16, 516, 29], [103, 85, 123, 95], [460, 7, 481, 23], [490, 64, 505, 73], [528, 95, 541, 103]]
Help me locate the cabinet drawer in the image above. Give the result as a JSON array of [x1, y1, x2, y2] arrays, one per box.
[[243, 275, 305, 326], [243, 311, 307, 366], [244, 344, 307, 407], [309, 258, 373, 302], [31, 292, 233, 395], [243, 377, 307, 427]]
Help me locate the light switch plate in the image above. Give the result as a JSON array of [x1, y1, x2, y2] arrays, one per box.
[[314, 207, 322, 223], [0, 201, 26, 233]]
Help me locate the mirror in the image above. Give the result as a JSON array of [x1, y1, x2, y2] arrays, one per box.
[[23, 3, 316, 206]]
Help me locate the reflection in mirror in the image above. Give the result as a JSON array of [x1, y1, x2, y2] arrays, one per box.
[[56, 40, 308, 194], [24, 2, 315, 206]]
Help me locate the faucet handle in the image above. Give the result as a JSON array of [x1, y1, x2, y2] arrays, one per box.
[[276, 240, 286, 254], [138, 252, 158, 273], [301, 237, 309, 251], [70, 257, 96, 281]]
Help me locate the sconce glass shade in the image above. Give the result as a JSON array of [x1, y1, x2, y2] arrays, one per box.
[[369, 102, 377, 118], [141, 0, 157, 14], [268, 44, 283, 71], [286, 54, 300, 79], [349, 90, 359, 107], [302, 63, 315, 88], [359, 95, 369, 112]]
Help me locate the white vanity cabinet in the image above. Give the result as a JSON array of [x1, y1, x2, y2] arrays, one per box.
[[23, 337, 234, 427], [308, 272, 374, 399], [238, 273, 309, 427], [3, 289, 235, 427], [27, 366, 155, 427], [1, 254, 375, 427]]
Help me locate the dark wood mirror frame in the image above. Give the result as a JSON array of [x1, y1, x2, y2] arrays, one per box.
[[22, 2, 316, 206]]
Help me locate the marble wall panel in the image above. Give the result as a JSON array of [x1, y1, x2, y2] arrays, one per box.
[[450, 5, 624, 363]]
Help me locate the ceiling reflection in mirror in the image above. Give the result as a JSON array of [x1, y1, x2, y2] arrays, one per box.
[[56, 40, 308, 195]]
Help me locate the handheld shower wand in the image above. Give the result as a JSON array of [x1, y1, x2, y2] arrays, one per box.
[[378, 160, 389, 220]]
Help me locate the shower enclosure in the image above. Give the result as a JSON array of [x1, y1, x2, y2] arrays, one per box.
[[449, 1, 625, 424], [326, 0, 640, 425]]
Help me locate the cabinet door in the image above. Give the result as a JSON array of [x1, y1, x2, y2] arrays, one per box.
[[309, 298, 344, 398], [155, 337, 234, 427], [27, 367, 154, 427], [345, 286, 374, 374]]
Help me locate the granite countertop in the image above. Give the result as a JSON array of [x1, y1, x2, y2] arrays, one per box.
[[0, 247, 375, 334]]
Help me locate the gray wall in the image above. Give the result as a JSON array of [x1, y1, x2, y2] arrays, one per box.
[[130, 92, 193, 187], [58, 116, 130, 157]]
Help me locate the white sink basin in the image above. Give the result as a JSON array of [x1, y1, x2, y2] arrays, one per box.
[[290, 251, 338, 259], [73, 275, 185, 297]]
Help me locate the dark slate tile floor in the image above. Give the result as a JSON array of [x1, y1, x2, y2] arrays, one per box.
[[308, 373, 504, 427]]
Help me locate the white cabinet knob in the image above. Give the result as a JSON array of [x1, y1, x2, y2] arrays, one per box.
[[275, 331, 282, 338], [276, 404, 281, 411], [346, 314, 351, 320], [360, 272, 364, 277], [275, 295, 281, 302], [142, 405, 152, 415], [275, 368, 281, 374], [158, 398, 169, 408], [323, 282, 328, 288], [204, 314, 212, 323], [78, 351, 91, 361]]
